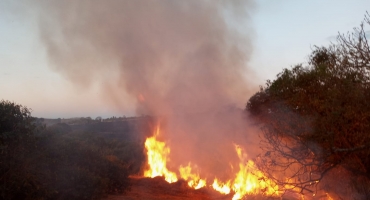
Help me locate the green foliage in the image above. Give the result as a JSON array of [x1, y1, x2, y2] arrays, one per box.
[[0, 100, 36, 148], [32, 130, 132, 199], [0, 100, 145, 199], [0, 100, 42, 199], [247, 14, 370, 194]]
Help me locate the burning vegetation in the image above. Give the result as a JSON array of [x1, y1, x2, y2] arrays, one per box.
[[142, 123, 278, 199], [247, 12, 370, 198], [3, 0, 370, 199]]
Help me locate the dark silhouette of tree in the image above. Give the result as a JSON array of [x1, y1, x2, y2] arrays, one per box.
[[0, 100, 142, 199], [0, 100, 42, 199], [95, 116, 102, 122], [0, 100, 36, 145], [247, 13, 370, 196]]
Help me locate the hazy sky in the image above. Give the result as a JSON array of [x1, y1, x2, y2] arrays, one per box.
[[0, 0, 369, 118]]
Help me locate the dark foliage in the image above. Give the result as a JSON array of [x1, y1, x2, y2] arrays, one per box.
[[0, 100, 146, 199], [247, 13, 370, 196]]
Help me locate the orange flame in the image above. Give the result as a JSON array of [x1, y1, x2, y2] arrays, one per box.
[[231, 145, 279, 199], [143, 125, 178, 183], [179, 163, 206, 189], [144, 124, 280, 199], [212, 179, 231, 194]]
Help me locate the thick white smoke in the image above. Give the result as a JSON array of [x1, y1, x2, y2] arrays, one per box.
[[33, 0, 259, 179]]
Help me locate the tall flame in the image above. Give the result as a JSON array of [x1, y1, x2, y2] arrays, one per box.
[[144, 124, 280, 199], [231, 145, 279, 199], [211, 146, 279, 199], [143, 125, 178, 183]]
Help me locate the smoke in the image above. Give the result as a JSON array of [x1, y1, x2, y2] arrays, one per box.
[[32, 0, 259, 179]]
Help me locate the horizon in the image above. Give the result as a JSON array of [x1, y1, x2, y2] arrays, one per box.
[[1, 0, 369, 118]]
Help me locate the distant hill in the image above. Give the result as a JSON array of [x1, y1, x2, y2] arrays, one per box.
[[37, 116, 155, 143]]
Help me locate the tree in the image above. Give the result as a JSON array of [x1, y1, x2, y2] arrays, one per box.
[[0, 100, 43, 199], [247, 13, 370, 196], [0, 100, 36, 146], [95, 116, 102, 122], [0, 100, 136, 199]]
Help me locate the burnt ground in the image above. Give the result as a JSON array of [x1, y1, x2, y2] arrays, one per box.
[[106, 176, 232, 200], [106, 176, 290, 200]]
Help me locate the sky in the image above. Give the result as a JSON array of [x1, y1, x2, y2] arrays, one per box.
[[0, 0, 369, 118]]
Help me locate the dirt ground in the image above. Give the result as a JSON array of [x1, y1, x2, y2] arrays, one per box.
[[106, 176, 288, 200], [106, 176, 232, 200]]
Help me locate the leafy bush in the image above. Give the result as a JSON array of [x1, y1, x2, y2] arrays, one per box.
[[0, 100, 145, 199], [247, 14, 370, 196]]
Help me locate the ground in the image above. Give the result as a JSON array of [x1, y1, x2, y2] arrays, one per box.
[[106, 176, 289, 200]]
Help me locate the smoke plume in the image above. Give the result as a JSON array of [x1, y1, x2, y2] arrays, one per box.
[[33, 0, 258, 179]]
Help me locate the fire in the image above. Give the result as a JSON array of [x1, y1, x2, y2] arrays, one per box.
[[143, 126, 178, 183], [231, 145, 279, 199], [212, 179, 231, 194], [179, 163, 207, 189], [211, 146, 279, 199], [144, 124, 280, 199]]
